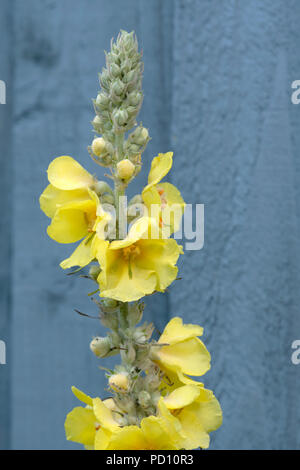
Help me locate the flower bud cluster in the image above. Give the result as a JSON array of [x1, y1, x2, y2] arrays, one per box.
[[124, 125, 150, 162], [91, 30, 144, 167]]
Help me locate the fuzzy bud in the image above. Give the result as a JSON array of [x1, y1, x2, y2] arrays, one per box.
[[113, 109, 129, 127], [127, 91, 142, 107], [109, 373, 129, 392], [128, 194, 143, 206], [117, 159, 135, 180], [110, 63, 121, 78], [96, 93, 110, 110], [92, 115, 103, 133], [90, 336, 111, 358], [89, 265, 101, 281], [127, 301, 144, 327], [100, 193, 115, 205], [93, 181, 113, 196], [102, 298, 118, 308], [92, 137, 106, 156], [130, 126, 149, 146], [138, 391, 151, 408], [111, 79, 125, 97]]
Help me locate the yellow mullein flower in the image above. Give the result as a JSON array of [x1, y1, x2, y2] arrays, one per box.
[[98, 399, 186, 450], [65, 388, 186, 450], [64, 386, 120, 450], [39, 156, 110, 269], [142, 152, 185, 237], [103, 418, 182, 450], [159, 384, 222, 449], [153, 317, 211, 384], [92, 216, 183, 302]]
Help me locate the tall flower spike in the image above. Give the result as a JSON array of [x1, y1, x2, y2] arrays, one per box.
[[39, 29, 222, 450]]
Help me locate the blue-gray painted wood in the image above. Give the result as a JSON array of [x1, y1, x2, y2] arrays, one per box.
[[9, 0, 172, 450], [0, 0, 13, 450], [170, 0, 300, 449]]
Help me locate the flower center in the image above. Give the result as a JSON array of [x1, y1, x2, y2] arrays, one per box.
[[95, 422, 101, 431], [122, 244, 141, 261], [122, 245, 141, 279], [157, 187, 167, 209], [84, 210, 97, 232]]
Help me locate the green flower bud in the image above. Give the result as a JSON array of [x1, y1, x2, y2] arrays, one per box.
[[110, 63, 121, 78], [93, 181, 113, 196], [100, 193, 115, 205], [131, 127, 149, 145], [133, 330, 146, 343], [127, 91, 142, 107], [111, 79, 125, 96], [100, 313, 119, 331], [128, 194, 143, 206], [108, 52, 120, 64], [121, 59, 131, 74], [128, 143, 140, 154], [90, 336, 111, 358], [96, 153, 113, 167], [89, 265, 101, 281], [104, 141, 114, 154], [102, 298, 118, 308], [96, 93, 110, 110], [138, 391, 151, 408], [126, 344, 136, 363], [92, 115, 103, 132], [113, 109, 128, 127], [126, 106, 138, 119], [127, 301, 144, 326], [123, 70, 136, 84]]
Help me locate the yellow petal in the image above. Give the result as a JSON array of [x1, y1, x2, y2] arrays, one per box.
[[47, 156, 95, 190], [175, 389, 222, 449], [39, 184, 90, 218], [157, 337, 211, 377], [64, 407, 96, 446], [160, 368, 204, 393], [140, 415, 181, 450], [60, 235, 95, 269], [98, 251, 157, 302], [142, 185, 161, 208], [110, 217, 150, 250], [159, 182, 185, 236], [192, 389, 223, 433], [91, 238, 109, 265], [176, 407, 210, 449], [47, 199, 95, 243], [159, 182, 185, 207], [176, 371, 205, 386], [163, 385, 201, 410], [106, 426, 147, 450], [92, 398, 119, 432], [145, 152, 173, 190], [71, 386, 93, 406], [136, 238, 182, 292], [159, 317, 204, 345], [94, 428, 113, 450]]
